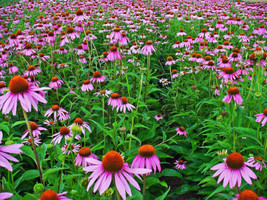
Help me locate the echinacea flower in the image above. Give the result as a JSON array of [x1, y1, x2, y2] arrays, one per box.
[[84, 151, 152, 200], [165, 56, 176, 65], [155, 114, 163, 121], [49, 76, 63, 89], [68, 118, 92, 135], [211, 152, 257, 188], [131, 144, 161, 175], [94, 90, 112, 97], [39, 190, 71, 200], [61, 143, 80, 155], [107, 45, 121, 61], [232, 190, 267, 200], [44, 104, 70, 121], [0, 131, 23, 171], [25, 65, 41, 76], [108, 93, 123, 109], [222, 87, 243, 105], [247, 156, 266, 171], [219, 67, 240, 83], [0, 192, 13, 200], [90, 71, 105, 83], [174, 160, 187, 170], [51, 126, 73, 145], [75, 147, 98, 167], [81, 80, 94, 92], [109, 27, 123, 44], [116, 97, 135, 113], [0, 82, 7, 94], [22, 137, 42, 146], [0, 75, 48, 115], [176, 126, 187, 136], [141, 40, 156, 55], [254, 108, 267, 127], [73, 9, 88, 23], [21, 122, 47, 139]]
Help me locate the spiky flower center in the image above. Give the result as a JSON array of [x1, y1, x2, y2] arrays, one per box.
[[254, 156, 263, 161], [263, 108, 267, 116], [66, 27, 74, 34], [59, 126, 70, 136], [74, 118, 83, 125], [40, 190, 58, 200], [226, 152, 244, 169], [25, 43, 32, 49], [208, 61, 214, 66], [114, 27, 121, 32], [100, 90, 106, 94], [179, 126, 185, 131], [224, 41, 230, 45], [157, 114, 161, 117], [10, 33, 17, 39], [238, 190, 259, 200], [83, 80, 90, 85], [78, 147, 91, 157], [0, 82, 6, 88], [111, 93, 120, 99], [110, 45, 117, 52], [228, 87, 240, 95], [93, 71, 101, 78], [39, 53, 44, 57], [178, 160, 184, 164], [102, 151, 124, 172], [167, 56, 173, 61], [146, 40, 152, 45], [102, 52, 108, 57], [172, 69, 178, 74], [29, 122, 38, 130], [205, 56, 211, 61], [120, 96, 128, 104], [222, 57, 228, 63], [232, 52, 238, 58], [223, 67, 234, 74], [138, 144, 155, 157], [51, 77, 59, 82], [9, 76, 29, 94], [76, 8, 83, 16], [52, 105, 59, 111], [28, 65, 35, 71]]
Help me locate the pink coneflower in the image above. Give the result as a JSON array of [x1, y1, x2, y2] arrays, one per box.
[[46, 31, 56, 45], [57, 63, 69, 68], [78, 56, 87, 64], [174, 160, 187, 170], [84, 150, 151, 200], [51, 126, 72, 145], [22, 137, 42, 146], [116, 96, 135, 113], [25, 65, 41, 76], [107, 45, 121, 61], [171, 69, 179, 79], [108, 93, 123, 109], [232, 190, 266, 200], [0, 82, 7, 94], [165, 56, 176, 65], [177, 29, 186, 36], [43, 119, 56, 126], [77, 45, 85, 55], [38, 53, 50, 61], [0, 76, 48, 115], [155, 114, 163, 121], [0, 192, 13, 200], [39, 190, 70, 200], [23, 43, 35, 56], [110, 27, 123, 44], [176, 126, 187, 136], [49, 77, 63, 89], [141, 40, 156, 55], [73, 9, 88, 23], [66, 27, 80, 40], [84, 30, 97, 41], [8, 63, 18, 74], [229, 52, 242, 63], [44, 104, 70, 121], [94, 89, 112, 97], [61, 143, 80, 155], [119, 32, 130, 46], [254, 108, 267, 127], [222, 87, 243, 105], [219, 67, 239, 82], [21, 122, 47, 139], [247, 156, 266, 171], [211, 152, 257, 188], [69, 118, 92, 135], [0, 131, 23, 171], [131, 144, 161, 175], [9, 33, 18, 47], [218, 56, 231, 68], [90, 71, 105, 83], [81, 80, 94, 91], [57, 47, 68, 55], [75, 147, 98, 167]]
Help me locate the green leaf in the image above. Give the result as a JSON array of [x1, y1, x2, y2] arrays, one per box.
[[21, 146, 36, 163], [146, 177, 167, 189], [43, 168, 67, 182], [126, 134, 141, 145], [0, 123, 9, 133], [22, 170, 40, 181], [160, 169, 182, 178], [11, 120, 26, 128], [155, 187, 170, 200]]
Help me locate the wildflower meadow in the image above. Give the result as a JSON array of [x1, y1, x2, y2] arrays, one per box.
[[0, 0, 266, 199]]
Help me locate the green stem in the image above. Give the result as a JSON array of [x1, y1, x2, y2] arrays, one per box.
[[232, 103, 236, 152], [142, 175, 147, 200], [115, 187, 121, 200], [22, 109, 44, 185]]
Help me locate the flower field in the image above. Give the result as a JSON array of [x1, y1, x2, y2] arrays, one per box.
[[0, 0, 266, 199]]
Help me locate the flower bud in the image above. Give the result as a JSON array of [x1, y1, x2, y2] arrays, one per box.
[[103, 188, 114, 197], [5, 140, 14, 145], [71, 124, 82, 135], [33, 183, 44, 193], [255, 92, 261, 98]]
